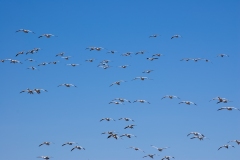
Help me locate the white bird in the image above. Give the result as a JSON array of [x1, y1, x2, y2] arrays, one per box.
[[218, 144, 234, 150], [61, 56, 71, 60], [135, 50, 145, 55], [62, 142, 78, 146], [179, 101, 197, 105], [118, 117, 134, 121], [107, 50, 117, 54], [161, 156, 175, 160], [20, 88, 34, 94], [132, 77, 152, 81], [124, 124, 136, 129], [171, 34, 181, 39], [133, 99, 151, 104], [151, 145, 170, 152], [142, 70, 154, 73], [180, 58, 192, 61], [34, 89, 48, 94], [39, 142, 53, 147], [27, 66, 38, 70], [50, 61, 60, 64], [120, 134, 137, 138], [191, 58, 202, 62], [16, 51, 24, 56], [85, 59, 96, 62], [38, 62, 50, 66], [58, 83, 77, 87], [228, 140, 240, 145], [101, 131, 117, 135], [16, 29, 35, 34], [143, 154, 157, 159], [56, 52, 65, 57], [37, 156, 52, 160], [85, 46, 95, 51], [190, 135, 209, 141], [113, 98, 131, 103], [6, 59, 22, 64], [128, 147, 145, 152], [122, 52, 133, 56], [25, 58, 35, 62], [67, 64, 80, 67], [95, 47, 104, 51], [109, 80, 126, 87], [146, 57, 158, 61], [149, 34, 159, 38], [217, 54, 229, 57], [38, 34, 57, 38], [201, 58, 213, 63], [217, 107, 240, 111], [210, 97, 230, 104], [119, 65, 130, 68], [26, 49, 37, 55], [187, 132, 205, 137], [161, 95, 180, 100], [107, 133, 121, 140], [109, 101, 124, 105], [100, 118, 115, 122], [71, 145, 85, 151], [152, 53, 164, 57]]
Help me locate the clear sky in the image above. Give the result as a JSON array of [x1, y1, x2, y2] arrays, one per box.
[[0, 0, 239, 160]]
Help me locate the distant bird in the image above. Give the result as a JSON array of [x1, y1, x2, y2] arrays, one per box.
[[109, 80, 126, 87], [101, 131, 117, 135], [179, 101, 197, 105], [38, 34, 57, 38], [191, 58, 202, 62], [124, 124, 136, 129], [151, 145, 170, 152], [107, 133, 121, 140], [149, 34, 159, 38], [38, 62, 50, 66], [6, 59, 22, 64], [217, 107, 240, 111], [122, 52, 133, 56], [152, 53, 164, 57], [113, 98, 131, 103], [132, 77, 152, 81], [100, 118, 115, 122], [143, 154, 157, 159], [20, 88, 34, 94], [85, 59, 96, 62], [58, 83, 77, 87], [62, 142, 78, 146], [71, 145, 85, 151], [161, 156, 175, 160], [119, 65, 130, 68], [109, 101, 124, 105], [187, 132, 205, 137], [85, 46, 95, 51], [133, 99, 150, 104], [161, 95, 180, 100], [27, 66, 38, 70], [228, 140, 240, 145], [146, 57, 158, 61], [67, 64, 80, 67], [210, 97, 230, 104], [39, 142, 53, 147], [190, 135, 209, 141], [26, 49, 37, 55], [95, 47, 104, 51], [135, 50, 145, 55], [171, 34, 181, 39], [16, 29, 35, 34], [25, 58, 35, 62], [107, 50, 117, 54], [37, 156, 52, 160], [34, 89, 47, 94], [217, 54, 229, 57], [201, 58, 213, 63], [142, 70, 154, 73], [180, 58, 191, 61], [218, 144, 234, 150], [16, 51, 24, 56], [128, 147, 145, 152], [50, 61, 60, 64], [118, 117, 134, 122], [98, 65, 112, 69], [56, 52, 65, 57], [1, 59, 6, 62], [61, 56, 71, 60], [120, 134, 137, 138]]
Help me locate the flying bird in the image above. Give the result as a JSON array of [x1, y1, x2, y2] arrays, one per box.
[[161, 95, 180, 100], [218, 144, 234, 150], [133, 99, 150, 104], [228, 140, 240, 145], [217, 107, 240, 111], [16, 29, 35, 34], [118, 117, 134, 121], [124, 124, 136, 129], [67, 64, 80, 67], [146, 57, 158, 61], [132, 77, 152, 81], [38, 34, 57, 38], [120, 134, 137, 138], [62, 142, 78, 146], [179, 101, 197, 105], [161, 156, 175, 160], [56, 52, 65, 57], [58, 83, 77, 87], [16, 51, 24, 56], [171, 34, 181, 39], [112, 98, 131, 103], [151, 145, 170, 152], [109, 80, 126, 87], [20, 88, 34, 94], [149, 34, 159, 38], [143, 154, 157, 159], [152, 53, 164, 57], [71, 145, 85, 151], [37, 156, 52, 160], [34, 89, 47, 94], [142, 70, 154, 74], [128, 147, 145, 152], [217, 54, 229, 57], [100, 118, 115, 122], [39, 142, 53, 147], [27, 66, 38, 70]]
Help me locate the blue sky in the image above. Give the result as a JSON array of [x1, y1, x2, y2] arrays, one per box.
[[0, 0, 239, 160]]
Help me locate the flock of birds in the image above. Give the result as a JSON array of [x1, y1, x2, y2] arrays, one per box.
[[2, 29, 239, 160]]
